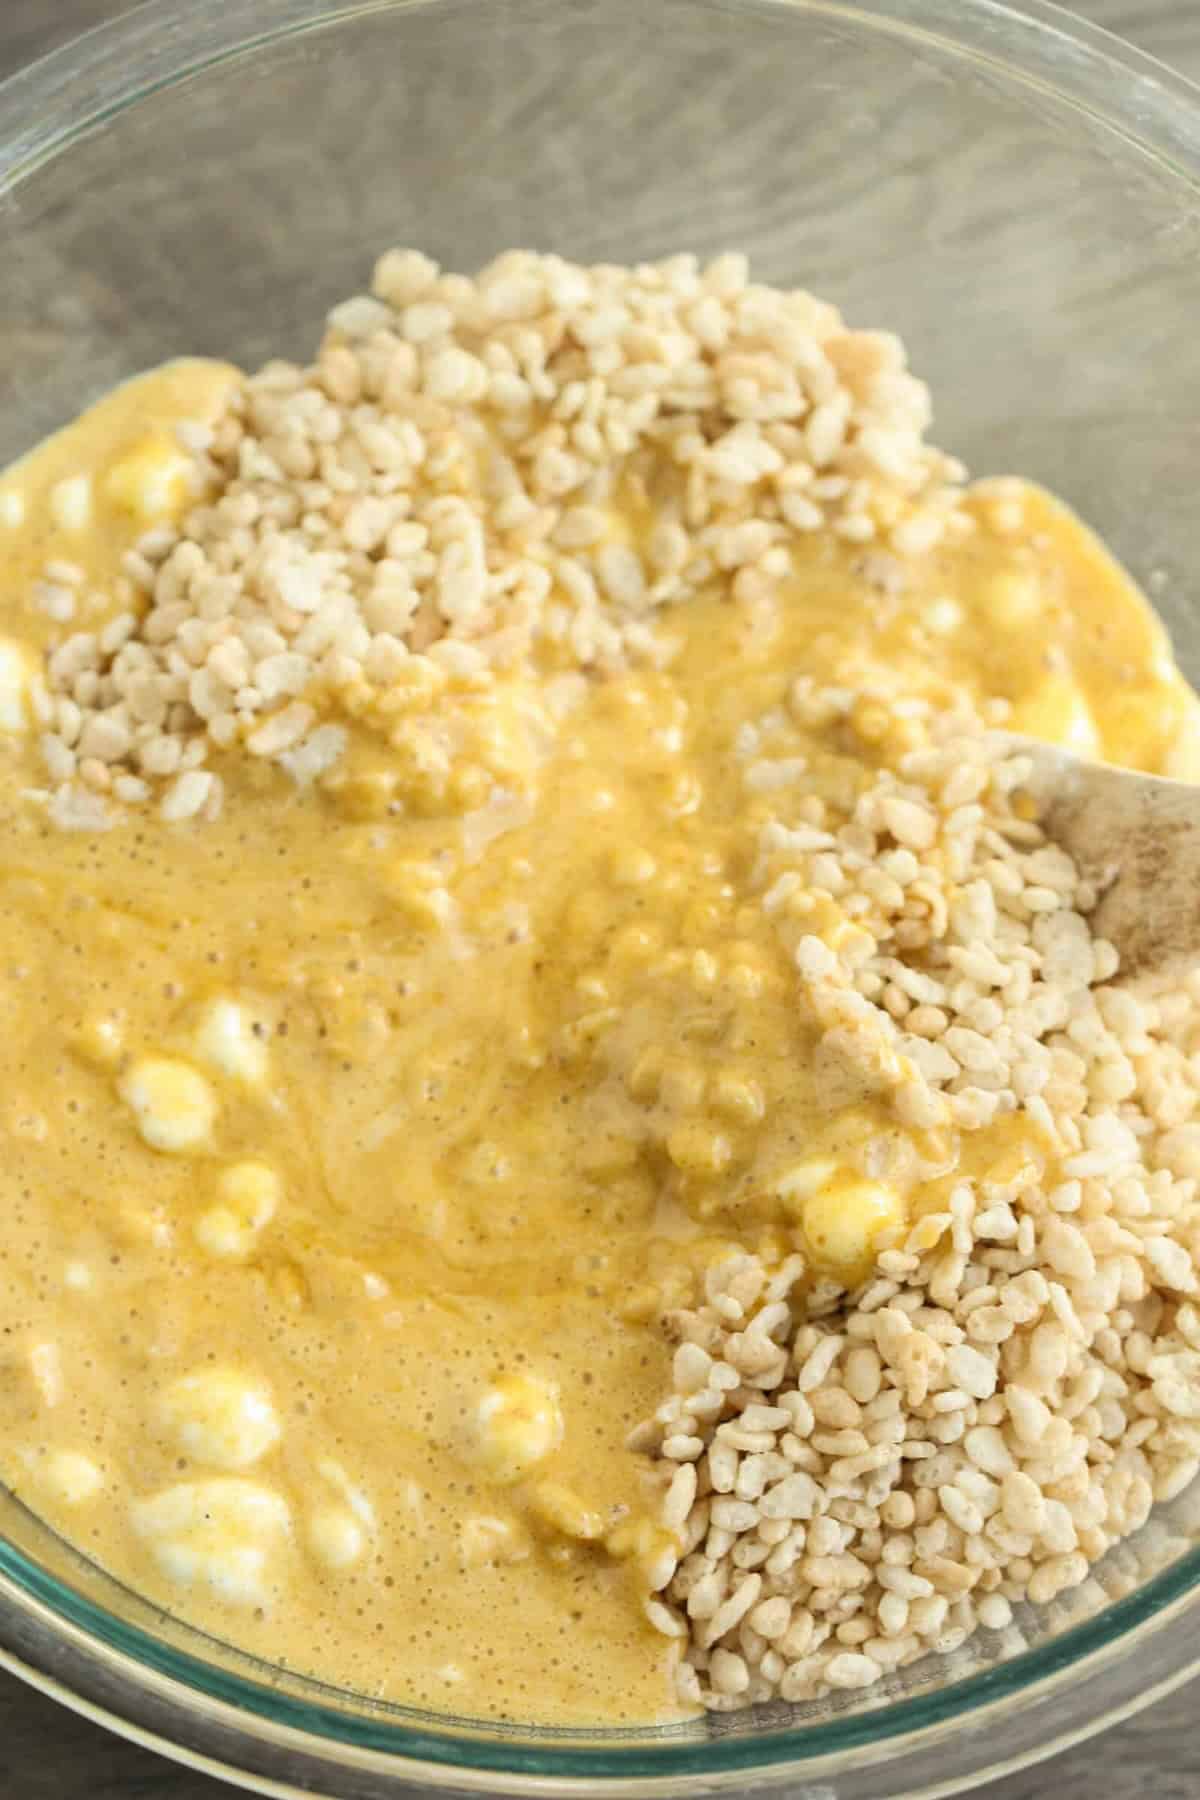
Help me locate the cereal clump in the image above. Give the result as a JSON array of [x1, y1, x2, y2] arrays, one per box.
[[636, 692, 1200, 1709], [33, 250, 965, 826]]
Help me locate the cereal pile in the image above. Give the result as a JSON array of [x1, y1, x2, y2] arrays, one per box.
[[22, 249, 1200, 1723], [34, 249, 964, 826], [636, 693, 1200, 1708]]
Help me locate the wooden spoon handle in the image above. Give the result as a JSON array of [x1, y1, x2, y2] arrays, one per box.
[[1010, 735, 1200, 978]]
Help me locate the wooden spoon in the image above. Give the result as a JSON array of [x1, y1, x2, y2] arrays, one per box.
[[1010, 737, 1200, 977]]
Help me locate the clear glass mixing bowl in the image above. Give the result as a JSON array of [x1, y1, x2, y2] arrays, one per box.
[[3, 0, 1200, 1793]]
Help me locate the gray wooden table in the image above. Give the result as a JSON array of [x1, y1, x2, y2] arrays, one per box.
[[2, 1, 1199, 1794]]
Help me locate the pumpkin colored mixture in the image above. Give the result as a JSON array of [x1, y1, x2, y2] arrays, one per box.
[[2, 251, 1199, 1722]]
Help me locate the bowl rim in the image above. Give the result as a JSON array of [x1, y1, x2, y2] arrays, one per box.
[[3, 0, 1200, 1792]]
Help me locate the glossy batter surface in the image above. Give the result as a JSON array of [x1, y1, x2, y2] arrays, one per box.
[[0, 362, 1196, 1722]]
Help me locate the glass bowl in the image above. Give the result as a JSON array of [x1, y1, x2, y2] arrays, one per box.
[[3, 0, 1200, 1793]]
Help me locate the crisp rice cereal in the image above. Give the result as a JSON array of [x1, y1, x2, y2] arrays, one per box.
[[634, 694, 1200, 1709]]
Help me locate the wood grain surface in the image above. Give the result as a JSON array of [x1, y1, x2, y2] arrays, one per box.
[[1, 2, 1198, 1795]]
